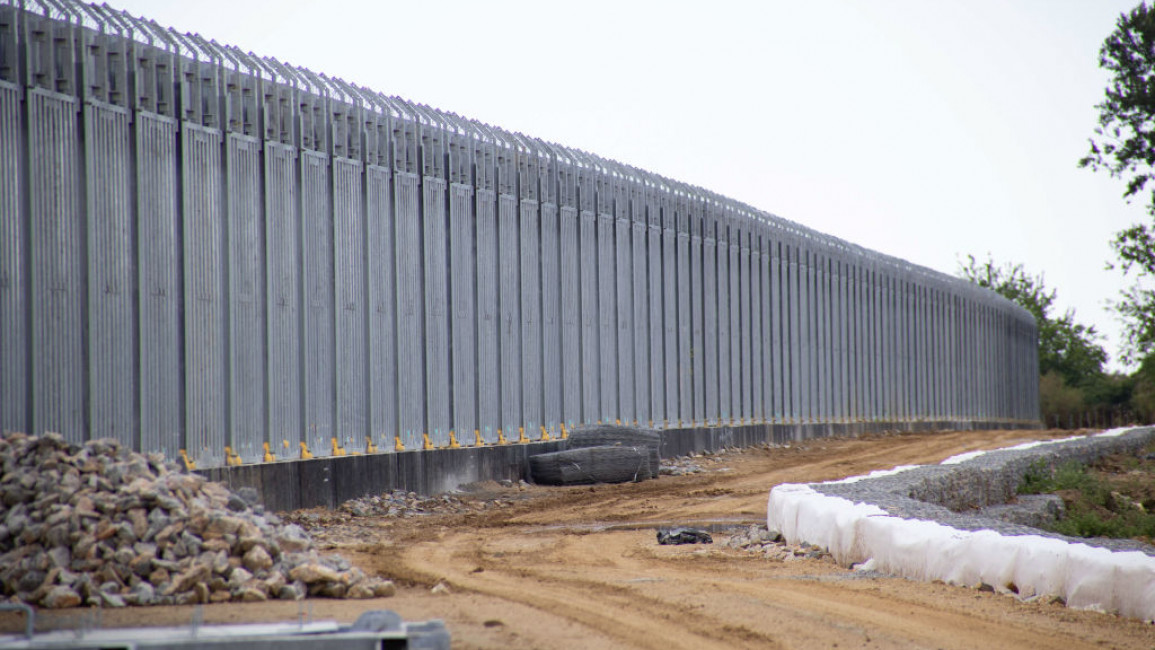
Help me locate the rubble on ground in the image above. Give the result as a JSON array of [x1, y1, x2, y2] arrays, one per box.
[[333, 487, 520, 519], [659, 448, 739, 476], [0, 432, 395, 609], [725, 524, 832, 561]]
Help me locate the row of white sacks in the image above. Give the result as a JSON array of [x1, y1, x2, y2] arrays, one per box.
[[766, 428, 1155, 621]]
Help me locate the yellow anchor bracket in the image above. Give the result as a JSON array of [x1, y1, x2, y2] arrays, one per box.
[[422, 433, 433, 450], [394, 435, 405, 451], [331, 437, 347, 457], [517, 427, 529, 444], [497, 429, 507, 445], [366, 437, 378, 454], [539, 425, 551, 442], [179, 449, 197, 471], [447, 431, 460, 448], [474, 429, 483, 447], [262, 442, 275, 463], [299, 441, 314, 459], [224, 446, 242, 467]]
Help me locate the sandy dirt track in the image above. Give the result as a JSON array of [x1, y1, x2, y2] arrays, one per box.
[[6, 429, 1155, 649]]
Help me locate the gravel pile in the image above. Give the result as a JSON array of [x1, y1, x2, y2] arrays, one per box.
[[725, 524, 832, 561], [0, 432, 395, 609]]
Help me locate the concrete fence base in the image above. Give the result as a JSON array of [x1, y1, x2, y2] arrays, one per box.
[[200, 419, 1040, 512]]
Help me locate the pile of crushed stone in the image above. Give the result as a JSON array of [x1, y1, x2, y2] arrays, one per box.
[[0, 432, 395, 608]]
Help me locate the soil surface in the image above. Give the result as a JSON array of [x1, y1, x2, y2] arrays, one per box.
[[6, 428, 1155, 649]]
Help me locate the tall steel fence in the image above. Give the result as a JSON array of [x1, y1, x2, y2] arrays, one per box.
[[0, 1, 1039, 468]]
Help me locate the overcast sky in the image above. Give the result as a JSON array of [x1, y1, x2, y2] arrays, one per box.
[[108, 0, 1150, 371]]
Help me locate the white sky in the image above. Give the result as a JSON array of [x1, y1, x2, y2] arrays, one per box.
[[109, 0, 1150, 372]]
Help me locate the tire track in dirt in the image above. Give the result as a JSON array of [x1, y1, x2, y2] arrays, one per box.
[[374, 429, 1155, 649], [10, 429, 1152, 649]]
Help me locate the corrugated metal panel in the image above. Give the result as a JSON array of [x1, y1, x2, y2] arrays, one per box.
[[674, 213, 690, 426], [689, 209, 704, 424], [450, 182, 478, 440], [334, 157, 367, 449], [597, 210, 616, 422], [730, 228, 743, 422], [750, 234, 762, 422], [265, 141, 302, 459], [519, 198, 543, 435], [633, 219, 649, 426], [301, 150, 335, 456], [733, 228, 746, 422], [0, 81, 26, 436], [803, 250, 816, 421], [366, 164, 396, 449], [768, 238, 780, 421], [29, 89, 85, 442], [815, 255, 828, 420], [226, 134, 265, 461], [395, 170, 424, 449], [424, 175, 450, 445], [540, 201, 562, 432], [702, 227, 717, 424], [182, 123, 226, 466], [665, 214, 679, 427], [136, 113, 182, 461], [498, 193, 522, 435], [579, 208, 599, 424], [789, 244, 802, 421], [648, 220, 664, 425], [615, 212, 634, 424], [850, 261, 860, 420], [475, 188, 500, 442], [559, 205, 581, 429], [84, 101, 135, 447], [836, 260, 847, 421], [716, 219, 732, 424]]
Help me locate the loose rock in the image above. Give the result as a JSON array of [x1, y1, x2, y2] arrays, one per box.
[[0, 432, 395, 608]]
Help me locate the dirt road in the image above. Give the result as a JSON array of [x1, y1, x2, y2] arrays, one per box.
[[8, 429, 1155, 649]]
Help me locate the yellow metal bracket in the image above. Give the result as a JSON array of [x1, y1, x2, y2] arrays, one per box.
[[224, 446, 242, 466], [179, 449, 197, 471]]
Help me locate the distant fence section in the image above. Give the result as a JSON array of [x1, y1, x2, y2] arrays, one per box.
[[0, 1, 1040, 469]]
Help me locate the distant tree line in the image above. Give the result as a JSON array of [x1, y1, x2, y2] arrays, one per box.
[[966, 1, 1155, 428]]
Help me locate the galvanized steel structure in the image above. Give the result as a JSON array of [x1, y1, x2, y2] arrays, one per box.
[[0, 1, 1039, 469]]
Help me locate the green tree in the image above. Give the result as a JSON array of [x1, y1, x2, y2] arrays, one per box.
[[1080, 2, 1155, 364], [958, 255, 1107, 387]]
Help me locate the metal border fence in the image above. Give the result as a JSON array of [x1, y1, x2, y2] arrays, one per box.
[[0, 1, 1039, 469]]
